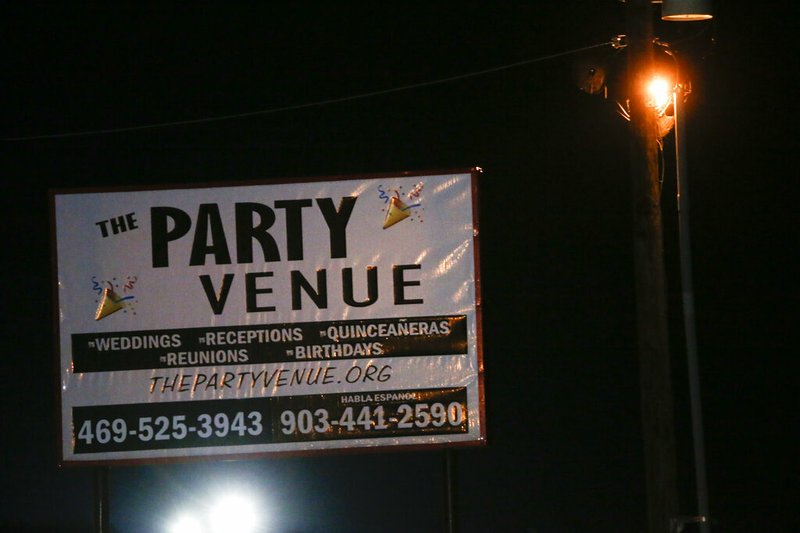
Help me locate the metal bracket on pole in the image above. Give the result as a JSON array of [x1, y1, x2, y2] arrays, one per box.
[[670, 515, 708, 533]]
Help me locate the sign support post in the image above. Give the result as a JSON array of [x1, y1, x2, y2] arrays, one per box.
[[94, 467, 110, 533], [444, 449, 458, 533]]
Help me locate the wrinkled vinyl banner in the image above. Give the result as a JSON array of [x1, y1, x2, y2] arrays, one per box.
[[52, 170, 485, 464]]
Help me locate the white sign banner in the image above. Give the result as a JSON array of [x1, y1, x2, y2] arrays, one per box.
[[52, 170, 484, 464]]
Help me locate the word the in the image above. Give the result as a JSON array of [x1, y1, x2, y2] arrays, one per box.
[[96, 212, 138, 238]]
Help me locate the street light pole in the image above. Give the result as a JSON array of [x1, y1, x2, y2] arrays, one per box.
[[673, 82, 711, 533], [626, 2, 680, 533]]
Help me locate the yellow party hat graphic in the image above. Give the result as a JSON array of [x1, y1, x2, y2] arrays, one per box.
[[95, 287, 124, 320], [382, 196, 411, 229]]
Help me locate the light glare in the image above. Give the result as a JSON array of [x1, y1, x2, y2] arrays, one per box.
[[169, 514, 203, 533], [209, 494, 259, 533]]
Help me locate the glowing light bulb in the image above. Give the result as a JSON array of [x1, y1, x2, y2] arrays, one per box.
[[646, 76, 673, 111]]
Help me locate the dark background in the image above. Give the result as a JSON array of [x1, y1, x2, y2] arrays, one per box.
[[1, 2, 796, 532]]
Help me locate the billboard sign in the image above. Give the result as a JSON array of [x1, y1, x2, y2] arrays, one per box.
[[51, 169, 484, 464]]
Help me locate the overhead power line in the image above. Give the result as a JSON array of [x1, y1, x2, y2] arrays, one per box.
[[3, 41, 612, 142]]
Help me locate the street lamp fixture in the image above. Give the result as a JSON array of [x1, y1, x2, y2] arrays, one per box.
[[662, 0, 713, 21], [617, 1, 714, 21]]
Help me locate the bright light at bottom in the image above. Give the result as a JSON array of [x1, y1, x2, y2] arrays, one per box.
[[209, 494, 260, 533], [169, 514, 204, 533], [647, 76, 672, 110]]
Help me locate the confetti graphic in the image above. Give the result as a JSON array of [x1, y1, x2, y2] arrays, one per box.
[[383, 197, 411, 229], [91, 275, 139, 320], [377, 182, 425, 228]]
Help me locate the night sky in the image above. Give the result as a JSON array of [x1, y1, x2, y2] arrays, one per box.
[[1, 2, 796, 532]]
